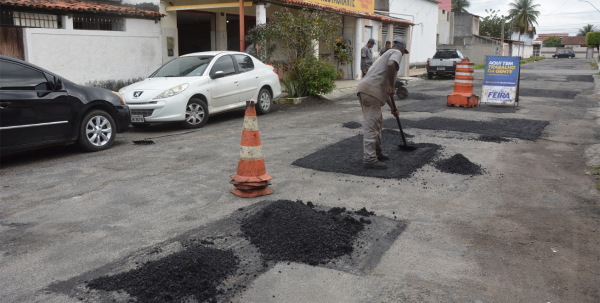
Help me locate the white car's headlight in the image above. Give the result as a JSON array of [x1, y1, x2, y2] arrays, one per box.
[[153, 84, 189, 100], [118, 85, 128, 95]]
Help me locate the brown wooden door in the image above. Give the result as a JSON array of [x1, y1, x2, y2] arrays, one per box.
[[0, 27, 24, 60]]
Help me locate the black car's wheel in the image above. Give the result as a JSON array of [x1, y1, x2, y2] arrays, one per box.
[[255, 88, 272, 115], [182, 98, 208, 129], [427, 72, 433, 79], [78, 110, 116, 152]]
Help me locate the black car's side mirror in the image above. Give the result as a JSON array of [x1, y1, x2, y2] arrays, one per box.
[[212, 71, 225, 79], [54, 77, 63, 90]]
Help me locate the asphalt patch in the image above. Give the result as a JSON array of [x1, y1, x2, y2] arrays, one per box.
[[519, 88, 578, 99], [342, 121, 362, 129], [434, 154, 483, 176], [86, 245, 239, 303], [383, 117, 549, 141], [292, 129, 441, 179], [477, 135, 511, 143], [50, 201, 407, 302], [566, 75, 594, 83], [396, 98, 518, 114], [406, 93, 439, 100], [241, 200, 365, 265]]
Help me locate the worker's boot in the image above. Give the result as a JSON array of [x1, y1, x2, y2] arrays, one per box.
[[377, 154, 389, 161], [363, 161, 387, 170]]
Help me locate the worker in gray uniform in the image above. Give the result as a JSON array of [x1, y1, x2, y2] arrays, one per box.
[[356, 37, 409, 169], [360, 38, 375, 76]]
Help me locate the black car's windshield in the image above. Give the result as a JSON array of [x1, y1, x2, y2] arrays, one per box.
[[433, 51, 459, 59], [151, 56, 214, 77]]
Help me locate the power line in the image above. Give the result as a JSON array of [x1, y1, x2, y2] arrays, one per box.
[[547, 0, 574, 16]]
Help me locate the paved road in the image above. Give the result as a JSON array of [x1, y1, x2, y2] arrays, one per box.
[[1, 58, 599, 302]]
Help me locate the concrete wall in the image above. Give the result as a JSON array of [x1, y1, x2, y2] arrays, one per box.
[[159, 1, 179, 64], [541, 46, 599, 59], [437, 9, 453, 45], [511, 31, 535, 46], [453, 12, 475, 38], [389, 0, 438, 66], [453, 44, 498, 64], [23, 17, 162, 84]]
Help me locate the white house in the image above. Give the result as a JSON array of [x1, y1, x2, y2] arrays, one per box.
[[387, 0, 439, 68], [0, 0, 164, 85]]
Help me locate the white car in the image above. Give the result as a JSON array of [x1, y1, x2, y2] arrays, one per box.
[[119, 51, 281, 128]]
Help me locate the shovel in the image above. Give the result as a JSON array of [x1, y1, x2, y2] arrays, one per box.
[[389, 93, 417, 152]]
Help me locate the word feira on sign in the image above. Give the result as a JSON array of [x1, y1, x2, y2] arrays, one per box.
[[481, 56, 521, 106]]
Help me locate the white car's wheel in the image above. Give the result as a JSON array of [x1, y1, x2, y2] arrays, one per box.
[[182, 98, 208, 129], [255, 88, 272, 115]]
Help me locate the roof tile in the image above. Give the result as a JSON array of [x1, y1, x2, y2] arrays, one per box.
[[269, 0, 414, 26], [0, 0, 163, 19]]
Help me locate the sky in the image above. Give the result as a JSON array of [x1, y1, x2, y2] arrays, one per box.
[[468, 0, 600, 36]]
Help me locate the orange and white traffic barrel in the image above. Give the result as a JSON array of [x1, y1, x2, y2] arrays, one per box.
[[447, 59, 479, 108]]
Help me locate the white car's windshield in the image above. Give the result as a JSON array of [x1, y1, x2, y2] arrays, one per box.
[[151, 56, 214, 77]]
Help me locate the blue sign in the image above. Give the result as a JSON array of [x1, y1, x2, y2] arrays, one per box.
[[481, 56, 520, 105]]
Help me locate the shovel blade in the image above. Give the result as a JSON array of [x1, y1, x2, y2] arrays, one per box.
[[398, 145, 418, 152]]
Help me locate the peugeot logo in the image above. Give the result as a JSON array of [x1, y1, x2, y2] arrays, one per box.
[[133, 91, 143, 98]]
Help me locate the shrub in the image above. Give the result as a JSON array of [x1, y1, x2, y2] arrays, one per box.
[[246, 8, 342, 97], [282, 58, 340, 97], [84, 77, 144, 92]]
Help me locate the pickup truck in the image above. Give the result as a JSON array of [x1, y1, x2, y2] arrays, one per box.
[[426, 49, 465, 79]]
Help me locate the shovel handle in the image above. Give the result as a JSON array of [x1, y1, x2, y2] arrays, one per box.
[[389, 93, 409, 147]]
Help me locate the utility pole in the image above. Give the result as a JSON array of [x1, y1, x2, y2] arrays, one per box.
[[239, 0, 245, 52], [501, 19, 505, 56]]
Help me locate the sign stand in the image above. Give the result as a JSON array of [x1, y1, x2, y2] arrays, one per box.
[[481, 56, 521, 106]]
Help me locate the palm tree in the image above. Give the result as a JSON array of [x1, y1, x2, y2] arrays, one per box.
[[508, 0, 540, 56], [452, 0, 470, 13], [578, 24, 597, 36]]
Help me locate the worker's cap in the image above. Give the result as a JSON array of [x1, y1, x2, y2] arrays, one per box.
[[367, 38, 375, 44], [393, 37, 409, 53]]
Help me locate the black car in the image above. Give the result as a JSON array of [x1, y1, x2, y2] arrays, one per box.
[[0, 55, 131, 154], [552, 50, 575, 59]]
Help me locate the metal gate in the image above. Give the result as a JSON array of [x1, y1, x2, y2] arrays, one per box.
[[381, 24, 407, 42]]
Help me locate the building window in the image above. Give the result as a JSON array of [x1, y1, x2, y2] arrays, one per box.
[[73, 15, 125, 31], [0, 11, 62, 28]]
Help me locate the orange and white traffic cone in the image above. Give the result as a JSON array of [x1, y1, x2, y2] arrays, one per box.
[[230, 101, 273, 198], [447, 59, 479, 108]]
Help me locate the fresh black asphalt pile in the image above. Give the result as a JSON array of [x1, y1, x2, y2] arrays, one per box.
[[87, 245, 239, 303], [383, 117, 549, 141], [434, 154, 482, 176], [292, 129, 441, 179], [519, 88, 578, 99], [342, 121, 362, 129], [241, 200, 365, 265]]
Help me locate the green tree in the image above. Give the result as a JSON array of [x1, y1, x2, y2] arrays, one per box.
[[508, 0, 540, 43], [543, 36, 562, 47], [586, 31, 600, 51], [246, 9, 341, 97], [479, 9, 511, 38], [578, 24, 597, 36], [452, 0, 470, 13]]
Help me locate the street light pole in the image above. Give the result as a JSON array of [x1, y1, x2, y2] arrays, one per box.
[[579, 0, 600, 12]]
